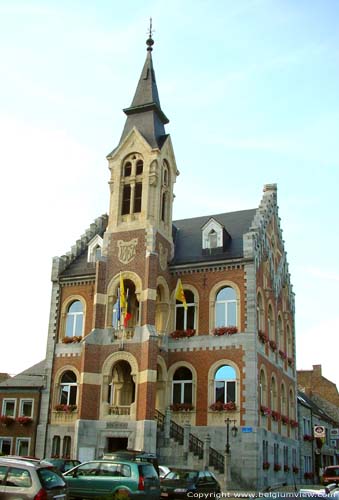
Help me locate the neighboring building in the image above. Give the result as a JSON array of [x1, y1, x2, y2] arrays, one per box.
[[8, 36, 297, 488], [297, 390, 339, 484], [0, 361, 45, 456], [298, 364, 339, 409]]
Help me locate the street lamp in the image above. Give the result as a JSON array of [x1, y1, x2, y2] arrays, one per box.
[[225, 418, 238, 454]]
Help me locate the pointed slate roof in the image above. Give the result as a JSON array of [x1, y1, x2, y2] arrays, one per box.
[[118, 35, 169, 150]]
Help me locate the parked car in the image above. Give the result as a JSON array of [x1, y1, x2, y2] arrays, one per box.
[[159, 465, 171, 479], [323, 466, 339, 485], [43, 458, 81, 473], [102, 450, 159, 475], [160, 468, 221, 498], [0, 456, 68, 500], [63, 459, 160, 499]]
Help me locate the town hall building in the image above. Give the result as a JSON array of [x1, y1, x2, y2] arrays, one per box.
[[5, 34, 298, 489]]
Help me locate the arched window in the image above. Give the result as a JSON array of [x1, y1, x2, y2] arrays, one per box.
[[268, 304, 275, 341], [215, 287, 237, 328], [277, 315, 283, 349], [124, 162, 132, 177], [65, 301, 83, 338], [214, 365, 236, 403], [161, 192, 167, 222], [172, 367, 192, 405], [260, 369, 267, 406], [281, 383, 287, 415], [59, 371, 77, 406], [257, 292, 264, 331], [175, 290, 195, 330], [286, 324, 292, 357], [136, 160, 143, 175], [271, 376, 277, 411]]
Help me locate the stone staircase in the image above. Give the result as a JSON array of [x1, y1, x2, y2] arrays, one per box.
[[155, 410, 226, 487]]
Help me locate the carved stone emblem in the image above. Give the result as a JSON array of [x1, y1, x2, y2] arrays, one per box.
[[159, 242, 168, 270], [117, 238, 138, 265]]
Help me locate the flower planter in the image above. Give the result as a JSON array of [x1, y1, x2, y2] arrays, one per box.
[[260, 405, 271, 417], [0, 415, 14, 426], [269, 340, 277, 351], [170, 403, 194, 412], [271, 411, 281, 421], [258, 330, 268, 343], [213, 326, 238, 336], [209, 401, 236, 411], [54, 404, 77, 413], [274, 464, 282, 472], [62, 336, 82, 344], [263, 462, 270, 470], [170, 329, 195, 339], [16, 417, 33, 425]]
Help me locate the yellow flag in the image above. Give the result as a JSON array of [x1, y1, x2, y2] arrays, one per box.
[[175, 279, 187, 310], [120, 273, 126, 311]]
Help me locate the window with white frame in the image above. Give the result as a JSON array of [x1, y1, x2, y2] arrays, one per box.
[[59, 371, 77, 405], [172, 367, 193, 405], [215, 287, 237, 328], [263, 440, 269, 463], [63, 436, 71, 458], [214, 365, 236, 403], [65, 301, 84, 337], [0, 437, 12, 455], [52, 435, 61, 457], [303, 417, 311, 436], [303, 455, 312, 473], [283, 445, 289, 468], [19, 399, 33, 417], [274, 443, 280, 465], [2, 399, 16, 417], [175, 290, 196, 330], [16, 438, 30, 456]]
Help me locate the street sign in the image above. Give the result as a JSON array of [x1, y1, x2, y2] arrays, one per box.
[[330, 429, 339, 438], [314, 425, 326, 438], [242, 427, 253, 433]]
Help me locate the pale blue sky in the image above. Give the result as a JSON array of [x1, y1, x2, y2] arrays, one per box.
[[0, 0, 338, 386]]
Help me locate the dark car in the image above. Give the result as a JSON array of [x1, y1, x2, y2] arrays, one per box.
[[102, 450, 159, 475], [44, 458, 81, 473], [160, 468, 221, 499], [0, 456, 68, 500], [323, 466, 339, 485], [63, 459, 160, 499]]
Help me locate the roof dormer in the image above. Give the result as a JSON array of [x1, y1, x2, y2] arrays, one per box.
[[87, 234, 103, 263], [201, 218, 231, 255]]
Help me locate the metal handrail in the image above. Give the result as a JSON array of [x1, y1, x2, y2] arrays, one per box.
[[209, 446, 224, 472]]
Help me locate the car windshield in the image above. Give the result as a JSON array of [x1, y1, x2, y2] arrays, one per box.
[[325, 468, 339, 476], [37, 468, 66, 489], [166, 470, 198, 481]]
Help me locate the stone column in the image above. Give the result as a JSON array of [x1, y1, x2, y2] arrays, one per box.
[[224, 451, 231, 489], [183, 422, 191, 462], [164, 407, 171, 446], [203, 433, 211, 470]]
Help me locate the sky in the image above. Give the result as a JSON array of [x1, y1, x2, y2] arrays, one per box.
[[0, 0, 338, 387]]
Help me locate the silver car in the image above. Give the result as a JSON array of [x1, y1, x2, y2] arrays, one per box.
[[0, 456, 68, 500]]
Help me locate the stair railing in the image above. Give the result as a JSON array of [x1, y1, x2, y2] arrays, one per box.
[[155, 410, 224, 472]]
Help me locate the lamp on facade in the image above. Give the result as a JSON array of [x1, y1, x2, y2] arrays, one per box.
[[225, 418, 238, 454]]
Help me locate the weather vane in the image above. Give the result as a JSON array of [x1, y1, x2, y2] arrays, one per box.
[[146, 17, 155, 51]]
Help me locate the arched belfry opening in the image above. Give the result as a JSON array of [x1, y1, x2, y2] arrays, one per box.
[[112, 279, 140, 330], [108, 360, 136, 415]]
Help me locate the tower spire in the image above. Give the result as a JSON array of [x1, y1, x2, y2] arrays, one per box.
[[117, 21, 169, 150]]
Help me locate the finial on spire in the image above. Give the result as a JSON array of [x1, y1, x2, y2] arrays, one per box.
[[146, 17, 154, 51]]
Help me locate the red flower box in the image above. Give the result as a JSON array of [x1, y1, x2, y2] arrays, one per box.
[[290, 419, 299, 428], [54, 404, 77, 413], [271, 410, 281, 421], [0, 415, 14, 425], [258, 330, 268, 343], [16, 416, 33, 425], [303, 434, 313, 441], [263, 462, 270, 470], [260, 405, 271, 417], [209, 401, 236, 411], [213, 326, 238, 336], [269, 340, 277, 351], [281, 415, 290, 425], [274, 463, 282, 471], [279, 350, 287, 360], [170, 403, 194, 412], [170, 329, 195, 339]]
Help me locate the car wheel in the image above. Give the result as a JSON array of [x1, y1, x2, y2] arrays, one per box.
[[112, 489, 131, 499]]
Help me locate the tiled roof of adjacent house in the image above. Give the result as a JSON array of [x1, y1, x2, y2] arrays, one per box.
[[0, 360, 45, 388]]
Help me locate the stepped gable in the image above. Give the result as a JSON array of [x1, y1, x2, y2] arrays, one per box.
[[171, 208, 256, 266], [52, 214, 108, 279], [245, 183, 294, 307], [0, 360, 46, 388]]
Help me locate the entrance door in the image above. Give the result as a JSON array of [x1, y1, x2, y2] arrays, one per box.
[[106, 437, 128, 452]]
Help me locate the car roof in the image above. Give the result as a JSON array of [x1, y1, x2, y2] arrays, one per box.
[[80, 459, 139, 465], [0, 457, 44, 468]]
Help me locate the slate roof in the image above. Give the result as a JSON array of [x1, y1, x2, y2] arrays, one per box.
[[0, 360, 45, 388], [59, 251, 96, 278], [111, 39, 169, 153], [171, 208, 256, 266]]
